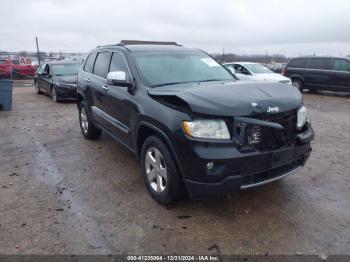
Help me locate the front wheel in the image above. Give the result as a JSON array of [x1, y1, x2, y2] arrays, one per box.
[[79, 101, 102, 140], [141, 136, 184, 204], [35, 81, 43, 94], [51, 87, 59, 102]]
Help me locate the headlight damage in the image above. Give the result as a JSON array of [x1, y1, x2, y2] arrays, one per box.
[[183, 106, 311, 149], [183, 119, 231, 140]]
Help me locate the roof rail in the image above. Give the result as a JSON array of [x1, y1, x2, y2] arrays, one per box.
[[119, 40, 182, 46], [96, 44, 123, 48]]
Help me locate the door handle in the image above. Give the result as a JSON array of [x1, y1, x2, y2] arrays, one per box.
[[85, 78, 91, 82], [102, 85, 109, 91]]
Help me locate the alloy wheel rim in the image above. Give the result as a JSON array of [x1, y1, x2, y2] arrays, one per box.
[[145, 147, 167, 193], [80, 107, 89, 134], [292, 80, 300, 88]]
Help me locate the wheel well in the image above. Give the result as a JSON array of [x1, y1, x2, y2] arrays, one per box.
[[291, 76, 304, 83], [76, 93, 84, 107], [137, 125, 162, 156], [136, 124, 184, 178]]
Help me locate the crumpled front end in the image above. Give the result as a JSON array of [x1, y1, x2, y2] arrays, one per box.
[[172, 109, 314, 199]]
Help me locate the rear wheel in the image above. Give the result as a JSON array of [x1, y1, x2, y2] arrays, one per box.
[[141, 136, 184, 204], [292, 78, 304, 92], [79, 101, 102, 140]]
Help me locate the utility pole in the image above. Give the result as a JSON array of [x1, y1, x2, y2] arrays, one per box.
[[36, 37, 41, 66], [265, 49, 268, 65], [222, 48, 225, 63]]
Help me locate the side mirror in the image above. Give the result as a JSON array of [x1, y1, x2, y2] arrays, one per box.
[[107, 71, 133, 89], [228, 67, 236, 76]]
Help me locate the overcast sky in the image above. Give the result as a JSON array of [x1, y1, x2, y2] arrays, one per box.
[[1, 0, 350, 56]]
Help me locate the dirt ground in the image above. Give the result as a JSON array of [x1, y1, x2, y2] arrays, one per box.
[[0, 80, 349, 255]]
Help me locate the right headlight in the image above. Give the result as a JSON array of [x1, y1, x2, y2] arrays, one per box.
[[182, 119, 231, 140], [297, 105, 311, 130]]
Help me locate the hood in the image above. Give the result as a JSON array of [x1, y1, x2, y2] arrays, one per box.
[[251, 73, 290, 82], [148, 81, 302, 116], [53, 75, 78, 84]]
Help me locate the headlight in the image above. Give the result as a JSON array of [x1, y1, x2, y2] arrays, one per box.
[[297, 105, 310, 130], [183, 119, 231, 140]]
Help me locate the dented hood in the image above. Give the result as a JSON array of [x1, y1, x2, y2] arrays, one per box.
[[148, 81, 302, 116]]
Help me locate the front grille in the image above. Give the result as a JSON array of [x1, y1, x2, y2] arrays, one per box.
[[236, 110, 298, 151]]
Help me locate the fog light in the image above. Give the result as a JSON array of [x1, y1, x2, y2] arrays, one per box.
[[207, 162, 214, 170]]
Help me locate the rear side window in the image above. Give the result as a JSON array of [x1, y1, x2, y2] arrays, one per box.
[[288, 58, 308, 68], [333, 59, 350, 72], [109, 52, 129, 73], [93, 52, 111, 78], [84, 53, 97, 73], [308, 58, 332, 70]]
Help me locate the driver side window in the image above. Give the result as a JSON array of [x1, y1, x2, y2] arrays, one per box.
[[109, 52, 130, 81]]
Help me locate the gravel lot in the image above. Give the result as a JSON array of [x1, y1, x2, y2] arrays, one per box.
[[0, 81, 349, 255]]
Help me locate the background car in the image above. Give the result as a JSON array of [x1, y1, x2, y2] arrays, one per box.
[[35, 62, 80, 102], [0, 59, 36, 79], [269, 63, 286, 74], [283, 56, 350, 92], [224, 62, 292, 84]]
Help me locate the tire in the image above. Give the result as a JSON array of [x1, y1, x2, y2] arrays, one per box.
[[292, 78, 304, 92], [51, 87, 59, 102], [141, 136, 184, 204], [79, 101, 102, 140], [35, 81, 43, 94]]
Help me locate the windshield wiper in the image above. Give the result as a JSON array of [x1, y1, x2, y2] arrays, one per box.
[[196, 79, 229, 83], [151, 81, 193, 87]]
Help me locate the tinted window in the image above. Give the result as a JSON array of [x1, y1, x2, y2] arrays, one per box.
[[52, 64, 80, 76], [109, 52, 129, 73], [308, 58, 331, 70], [333, 59, 350, 72], [133, 51, 234, 87], [84, 53, 97, 73], [288, 58, 308, 68], [93, 52, 111, 78]]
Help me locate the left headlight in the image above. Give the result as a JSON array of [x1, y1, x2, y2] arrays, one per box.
[[183, 119, 231, 140], [297, 105, 310, 130]]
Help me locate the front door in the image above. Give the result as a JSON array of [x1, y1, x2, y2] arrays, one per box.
[[102, 51, 134, 147]]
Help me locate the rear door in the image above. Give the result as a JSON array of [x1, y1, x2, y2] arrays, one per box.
[[88, 51, 113, 130], [331, 58, 350, 92], [79, 52, 97, 106], [305, 58, 333, 91]]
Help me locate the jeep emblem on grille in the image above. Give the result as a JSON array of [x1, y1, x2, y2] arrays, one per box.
[[267, 106, 280, 113]]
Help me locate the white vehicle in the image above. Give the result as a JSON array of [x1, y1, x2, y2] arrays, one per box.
[[224, 62, 292, 85]]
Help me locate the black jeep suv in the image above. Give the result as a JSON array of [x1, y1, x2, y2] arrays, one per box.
[[77, 41, 314, 204]]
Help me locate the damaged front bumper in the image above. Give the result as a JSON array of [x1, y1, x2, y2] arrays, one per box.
[[173, 116, 314, 199]]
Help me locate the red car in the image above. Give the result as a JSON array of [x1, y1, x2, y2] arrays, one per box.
[[0, 59, 36, 79]]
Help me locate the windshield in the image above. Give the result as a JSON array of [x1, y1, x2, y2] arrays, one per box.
[[132, 51, 234, 87], [52, 64, 80, 76], [244, 63, 273, 74]]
